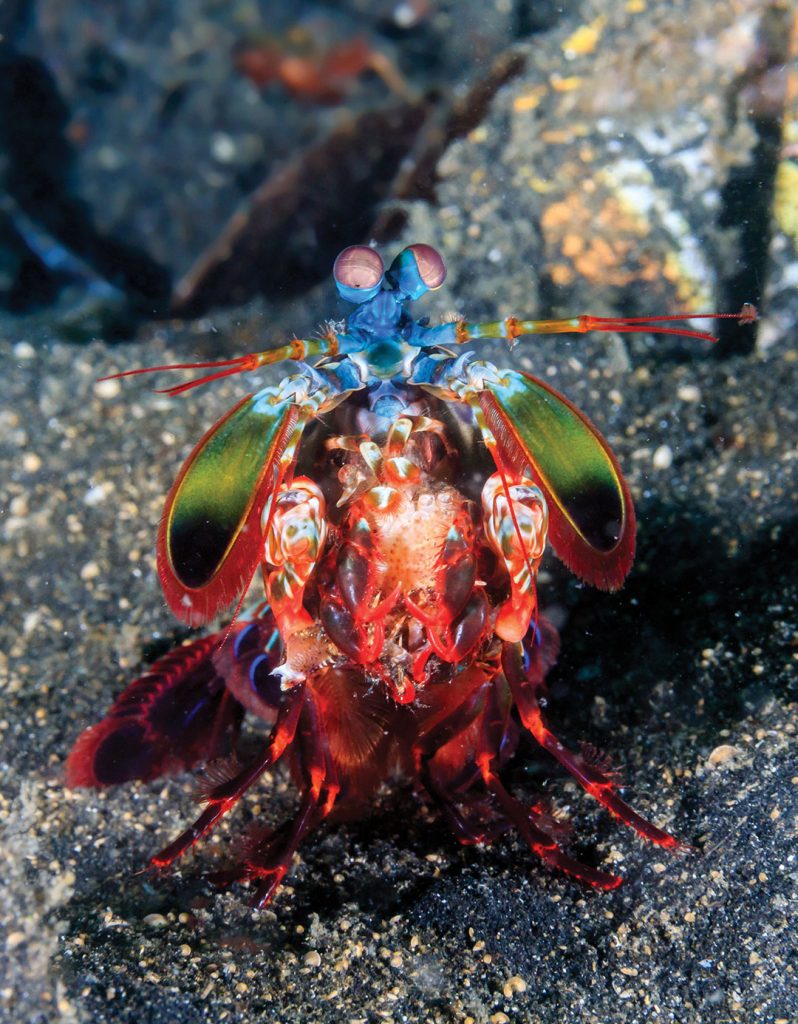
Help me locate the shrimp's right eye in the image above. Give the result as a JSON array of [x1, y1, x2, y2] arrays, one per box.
[[333, 246, 385, 303]]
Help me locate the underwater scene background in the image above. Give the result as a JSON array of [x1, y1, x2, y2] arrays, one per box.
[[0, 1, 796, 1022]]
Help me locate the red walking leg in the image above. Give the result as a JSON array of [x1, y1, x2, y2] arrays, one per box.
[[502, 641, 681, 849], [151, 685, 304, 868], [476, 679, 622, 889]]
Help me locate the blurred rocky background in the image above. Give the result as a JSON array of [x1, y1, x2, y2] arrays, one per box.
[[1, 1, 796, 1022]]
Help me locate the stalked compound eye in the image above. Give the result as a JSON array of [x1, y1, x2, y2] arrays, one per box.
[[388, 243, 446, 300], [333, 245, 385, 304], [406, 244, 446, 290]]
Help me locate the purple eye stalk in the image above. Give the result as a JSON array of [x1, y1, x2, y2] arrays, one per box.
[[333, 245, 385, 303]]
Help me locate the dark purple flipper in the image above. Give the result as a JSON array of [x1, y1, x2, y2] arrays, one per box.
[[65, 629, 246, 788]]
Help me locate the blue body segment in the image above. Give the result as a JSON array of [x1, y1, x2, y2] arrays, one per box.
[[327, 248, 460, 382]]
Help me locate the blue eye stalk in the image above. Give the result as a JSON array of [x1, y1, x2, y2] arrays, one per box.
[[333, 243, 447, 305], [333, 245, 385, 304], [387, 243, 447, 300]]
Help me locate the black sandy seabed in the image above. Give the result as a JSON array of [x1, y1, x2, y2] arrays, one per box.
[[1, 1, 796, 1022]]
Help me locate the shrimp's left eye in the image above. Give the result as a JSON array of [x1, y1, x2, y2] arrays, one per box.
[[388, 243, 447, 300], [406, 244, 446, 290]]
